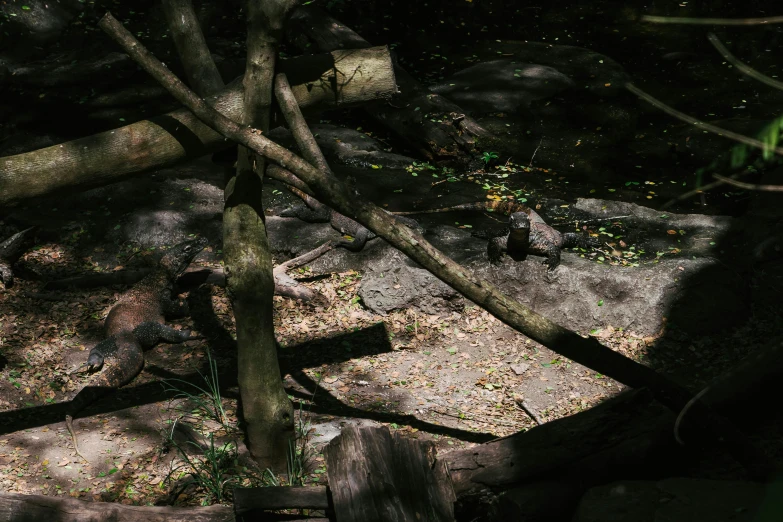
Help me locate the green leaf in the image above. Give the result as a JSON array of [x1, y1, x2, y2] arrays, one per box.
[[597, 299, 604, 306]]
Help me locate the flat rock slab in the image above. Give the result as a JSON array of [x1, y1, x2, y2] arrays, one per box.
[[265, 199, 746, 336], [573, 478, 770, 522]]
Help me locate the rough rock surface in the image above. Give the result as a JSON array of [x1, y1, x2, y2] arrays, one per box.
[[357, 266, 463, 316], [267, 124, 415, 170]]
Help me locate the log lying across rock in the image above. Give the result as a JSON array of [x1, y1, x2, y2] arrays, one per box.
[[0, 46, 396, 207]]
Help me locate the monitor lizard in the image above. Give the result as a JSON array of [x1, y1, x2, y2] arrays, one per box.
[[392, 200, 600, 270], [66, 237, 208, 461]]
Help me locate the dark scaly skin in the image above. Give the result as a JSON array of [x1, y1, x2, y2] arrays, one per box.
[[0, 227, 35, 288], [281, 186, 422, 251], [488, 211, 599, 271], [394, 198, 600, 269], [66, 237, 207, 461], [393, 199, 533, 217]]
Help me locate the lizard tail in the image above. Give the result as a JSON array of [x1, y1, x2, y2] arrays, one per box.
[[563, 233, 601, 249], [392, 202, 492, 216], [393, 201, 531, 216]]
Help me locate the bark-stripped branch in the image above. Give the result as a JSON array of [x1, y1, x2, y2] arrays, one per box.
[[707, 33, 783, 91], [713, 173, 783, 192], [641, 14, 783, 25], [626, 83, 783, 156]]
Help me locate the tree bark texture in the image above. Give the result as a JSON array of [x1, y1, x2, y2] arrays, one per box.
[[325, 425, 456, 522], [286, 5, 491, 160], [0, 46, 396, 207], [227, 0, 299, 472], [161, 0, 225, 96], [97, 12, 772, 481]]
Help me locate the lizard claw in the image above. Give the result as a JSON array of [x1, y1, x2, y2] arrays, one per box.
[[544, 267, 560, 283]]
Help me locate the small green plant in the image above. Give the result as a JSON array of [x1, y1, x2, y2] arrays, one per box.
[[162, 352, 277, 505], [405, 161, 437, 176], [164, 423, 274, 505], [286, 382, 321, 486], [481, 151, 499, 165], [163, 350, 229, 428]]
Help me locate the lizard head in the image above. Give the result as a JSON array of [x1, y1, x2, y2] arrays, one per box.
[[508, 212, 530, 231], [159, 237, 209, 278]]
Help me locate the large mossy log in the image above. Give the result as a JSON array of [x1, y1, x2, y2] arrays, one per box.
[[0, 46, 396, 207]]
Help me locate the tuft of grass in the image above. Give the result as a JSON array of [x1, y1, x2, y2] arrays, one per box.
[[162, 349, 229, 428], [164, 420, 275, 505], [286, 377, 322, 486], [286, 404, 315, 486]]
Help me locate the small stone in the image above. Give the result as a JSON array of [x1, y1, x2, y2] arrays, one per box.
[[510, 363, 530, 375]]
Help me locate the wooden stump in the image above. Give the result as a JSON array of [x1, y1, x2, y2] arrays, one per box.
[[325, 425, 456, 522]]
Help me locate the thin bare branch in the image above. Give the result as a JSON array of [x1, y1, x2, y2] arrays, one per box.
[[707, 33, 783, 91], [626, 82, 783, 156], [641, 14, 783, 25], [660, 176, 729, 209], [713, 173, 783, 191]]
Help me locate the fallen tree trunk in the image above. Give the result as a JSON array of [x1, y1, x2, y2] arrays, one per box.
[[444, 389, 681, 521], [0, 492, 233, 522], [98, 12, 772, 481], [287, 5, 492, 160], [0, 46, 396, 207], [444, 389, 676, 498], [674, 334, 783, 445], [234, 486, 330, 514]]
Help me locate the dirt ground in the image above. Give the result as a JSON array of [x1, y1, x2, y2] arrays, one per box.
[[0, 235, 639, 505]]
